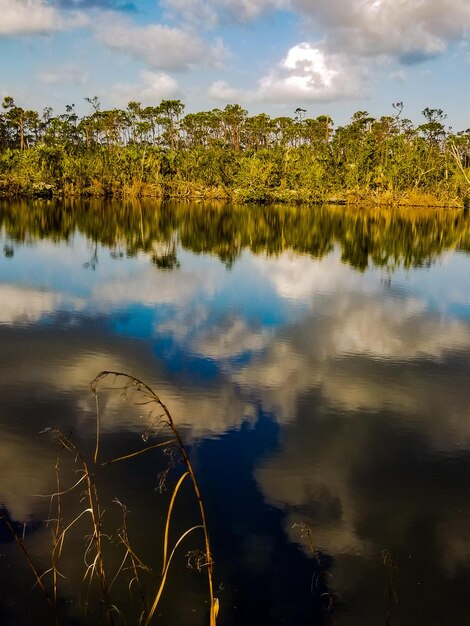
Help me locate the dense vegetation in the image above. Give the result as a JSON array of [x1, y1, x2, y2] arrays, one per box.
[[1, 97, 470, 206], [2, 199, 469, 272]]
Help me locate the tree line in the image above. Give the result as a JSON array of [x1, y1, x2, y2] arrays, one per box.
[[1, 96, 470, 205]]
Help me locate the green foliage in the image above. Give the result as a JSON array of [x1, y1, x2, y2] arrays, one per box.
[[0, 97, 468, 205]]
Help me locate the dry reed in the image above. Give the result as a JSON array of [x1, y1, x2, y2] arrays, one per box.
[[1, 370, 218, 626]]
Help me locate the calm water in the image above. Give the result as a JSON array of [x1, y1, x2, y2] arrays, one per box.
[[1, 200, 470, 625]]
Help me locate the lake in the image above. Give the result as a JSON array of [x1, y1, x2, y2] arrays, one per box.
[[1, 199, 470, 625]]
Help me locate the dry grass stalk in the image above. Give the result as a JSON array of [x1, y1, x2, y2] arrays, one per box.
[[3, 370, 217, 625], [91, 370, 218, 626]]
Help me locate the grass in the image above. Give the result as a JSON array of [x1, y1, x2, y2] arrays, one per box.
[[1, 371, 218, 626], [292, 522, 337, 626]]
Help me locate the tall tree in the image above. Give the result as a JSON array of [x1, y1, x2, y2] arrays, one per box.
[[418, 108, 447, 145], [158, 99, 185, 149], [2, 96, 38, 150], [221, 104, 247, 150]]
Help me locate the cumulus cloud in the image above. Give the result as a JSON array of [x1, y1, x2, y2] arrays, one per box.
[[255, 426, 372, 556], [89, 256, 223, 309], [93, 13, 225, 71], [39, 63, 90, 85], [162, 0, 286, 27], [290, 0, 470, 62], [110, 70, 179, 106], [209, 42, 364, 105], [53, 0, 136, 10], [208, 80, 245, 102], [388, 69, 407, 82], [0, 285, 82, 325], [163, 0, 470, 63], [256, 42, 364, 102], [229, 252, 470, 438], [167, 0, 470, 70], [234, 297, 470, 448], [0, 0, 86, 35], [194, 317, 269, 359], [254, 398, 470, 624]]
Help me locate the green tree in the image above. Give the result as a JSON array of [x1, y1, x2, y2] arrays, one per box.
[[418, 108, 447, 145], [221, 104, 247, 150], [2, 96, 39, 150], [158, 99, 185, 149]]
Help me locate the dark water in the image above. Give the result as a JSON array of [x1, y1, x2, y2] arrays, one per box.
[[1, 199, 470, 625]]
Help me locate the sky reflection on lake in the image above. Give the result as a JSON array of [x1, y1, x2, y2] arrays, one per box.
[[1, 202, 470, 625]]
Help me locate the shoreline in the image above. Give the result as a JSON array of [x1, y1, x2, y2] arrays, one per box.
[[0, 180, 464, 209]]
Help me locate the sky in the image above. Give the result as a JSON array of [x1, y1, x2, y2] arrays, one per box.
[[1, 0, 470, 128]]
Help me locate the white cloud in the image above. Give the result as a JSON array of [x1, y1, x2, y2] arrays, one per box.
[[39, 63, 89, 85], [256, 42, 363, 103], [0, 0, 87, 36], [110, 70, 179, 106], [162, 0, 219, 28], [89, 257, 222, 309], [258, 256, 361, 304], [0, 284, 82, 325], [209, 43, 364, 105], [231, 251, 470, 429], [194, 317, 269, 359], [0, 0, 58, 35], [291, 0, 470, 62], [388, 69, 407, 82], [208, 80, 245, 102], [162, 0, 286, 26], [165, 0, 470, 67], [233, 296, 470, 449], [93, 13, 223, 71]]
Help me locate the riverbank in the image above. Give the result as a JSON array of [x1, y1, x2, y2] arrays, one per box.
[[0, 143, 466, 208], [0, 174, 464, 209]]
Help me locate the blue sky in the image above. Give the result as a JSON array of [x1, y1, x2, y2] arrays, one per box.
[[1, 0, 470, 128]]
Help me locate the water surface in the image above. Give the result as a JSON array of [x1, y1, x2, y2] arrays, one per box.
[[1, 200, 470, 625]]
